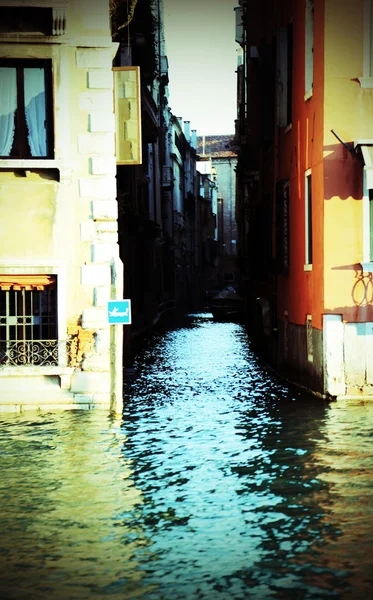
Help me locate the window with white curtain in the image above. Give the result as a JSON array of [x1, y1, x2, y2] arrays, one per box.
[[0, 59, 53, 158]]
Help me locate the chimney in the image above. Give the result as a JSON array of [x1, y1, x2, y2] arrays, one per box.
[[237, 47, 243, 67], [191, 129, 197, 150], [184, 120, 191, 141]]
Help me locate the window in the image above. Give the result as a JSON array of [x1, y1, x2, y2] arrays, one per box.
[[305, 170, 313, 267], [287, 22, 293, 124], [174, 131, 184, 155], [360, 144, 373, 268], [0, 7, 52, 36], [306, 314, 313, 362], [0, 59, 53, 159], [277, 22, 293, 127], [283, 310, 289, 360], [305, 0, 314, 98], [0, 275, 58, 366], [359, 0, 373, 87], [276, 179, 290, 274]]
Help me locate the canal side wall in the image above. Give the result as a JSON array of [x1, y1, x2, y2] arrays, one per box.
[[276, 315, 373, 401], [0, 1, 123, 413], [277, 319, 324, 397], [235, 0, 373, 400]]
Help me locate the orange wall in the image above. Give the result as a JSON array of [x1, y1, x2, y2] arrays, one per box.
[[276, 0, 325, 330]]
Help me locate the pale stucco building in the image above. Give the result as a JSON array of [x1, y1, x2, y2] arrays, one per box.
[[0, 0, 123, 412]]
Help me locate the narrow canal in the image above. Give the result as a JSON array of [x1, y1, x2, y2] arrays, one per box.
[[1, 312, 373, 600]]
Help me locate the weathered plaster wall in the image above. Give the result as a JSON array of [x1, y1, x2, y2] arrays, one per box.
[[276, 0, 325, 333], [0, 0, 122, 411]]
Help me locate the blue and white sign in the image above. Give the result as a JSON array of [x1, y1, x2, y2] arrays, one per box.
[[108, 299, 132, 325]]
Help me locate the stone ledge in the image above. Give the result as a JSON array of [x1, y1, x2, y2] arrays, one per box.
[[0, 367, 74, 377]]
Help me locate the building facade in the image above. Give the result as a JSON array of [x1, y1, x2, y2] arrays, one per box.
[[196, 157, 219, 296], [0, 0, 123, 412], [113, 0, 209, 360], [197, 135, 238, 288], [235, 0, 373, 398]]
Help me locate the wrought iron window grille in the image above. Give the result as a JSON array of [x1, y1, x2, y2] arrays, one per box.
[[0, 339, 74, 367]]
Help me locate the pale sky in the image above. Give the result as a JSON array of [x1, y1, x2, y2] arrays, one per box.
[[163, 0, 239, 136]]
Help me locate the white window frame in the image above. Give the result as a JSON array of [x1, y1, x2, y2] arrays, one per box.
[[362, 169, 373, 271], [359, 0, 373, 88], [305, 0, 314, 100], [304, 169, 313, 270], [356, 142, 373, 272]]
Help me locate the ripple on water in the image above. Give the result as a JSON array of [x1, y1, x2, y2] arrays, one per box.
[[1, 314, 373, 599]]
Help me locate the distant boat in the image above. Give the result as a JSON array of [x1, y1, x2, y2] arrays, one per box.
[[209, 286, 244, 321]]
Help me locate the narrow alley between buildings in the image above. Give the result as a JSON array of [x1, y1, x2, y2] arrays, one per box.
[[1, 312, 373, 600]]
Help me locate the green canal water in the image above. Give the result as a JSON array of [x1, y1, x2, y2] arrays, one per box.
[[1, 313, 373, 599]]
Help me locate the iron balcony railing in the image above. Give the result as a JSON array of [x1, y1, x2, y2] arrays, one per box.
[[0, 340, 74, 368]]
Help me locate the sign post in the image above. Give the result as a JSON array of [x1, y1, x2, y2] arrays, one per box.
[[108, 299, 132, 325], [108, 299, 131, 415]]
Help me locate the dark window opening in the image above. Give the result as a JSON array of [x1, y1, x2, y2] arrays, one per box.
[[287, 22, 293, 125], [276, 179, 290, 275], [174, 132, 184, 155], [306, 174, 313, 264], [0, 8, 52, 36]]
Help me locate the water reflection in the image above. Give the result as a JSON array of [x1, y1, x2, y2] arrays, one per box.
[[1, 313, 373, 599], [122, 313, 373, 599], [300, 400, 373, 598], [0, 411, 151, 599]]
